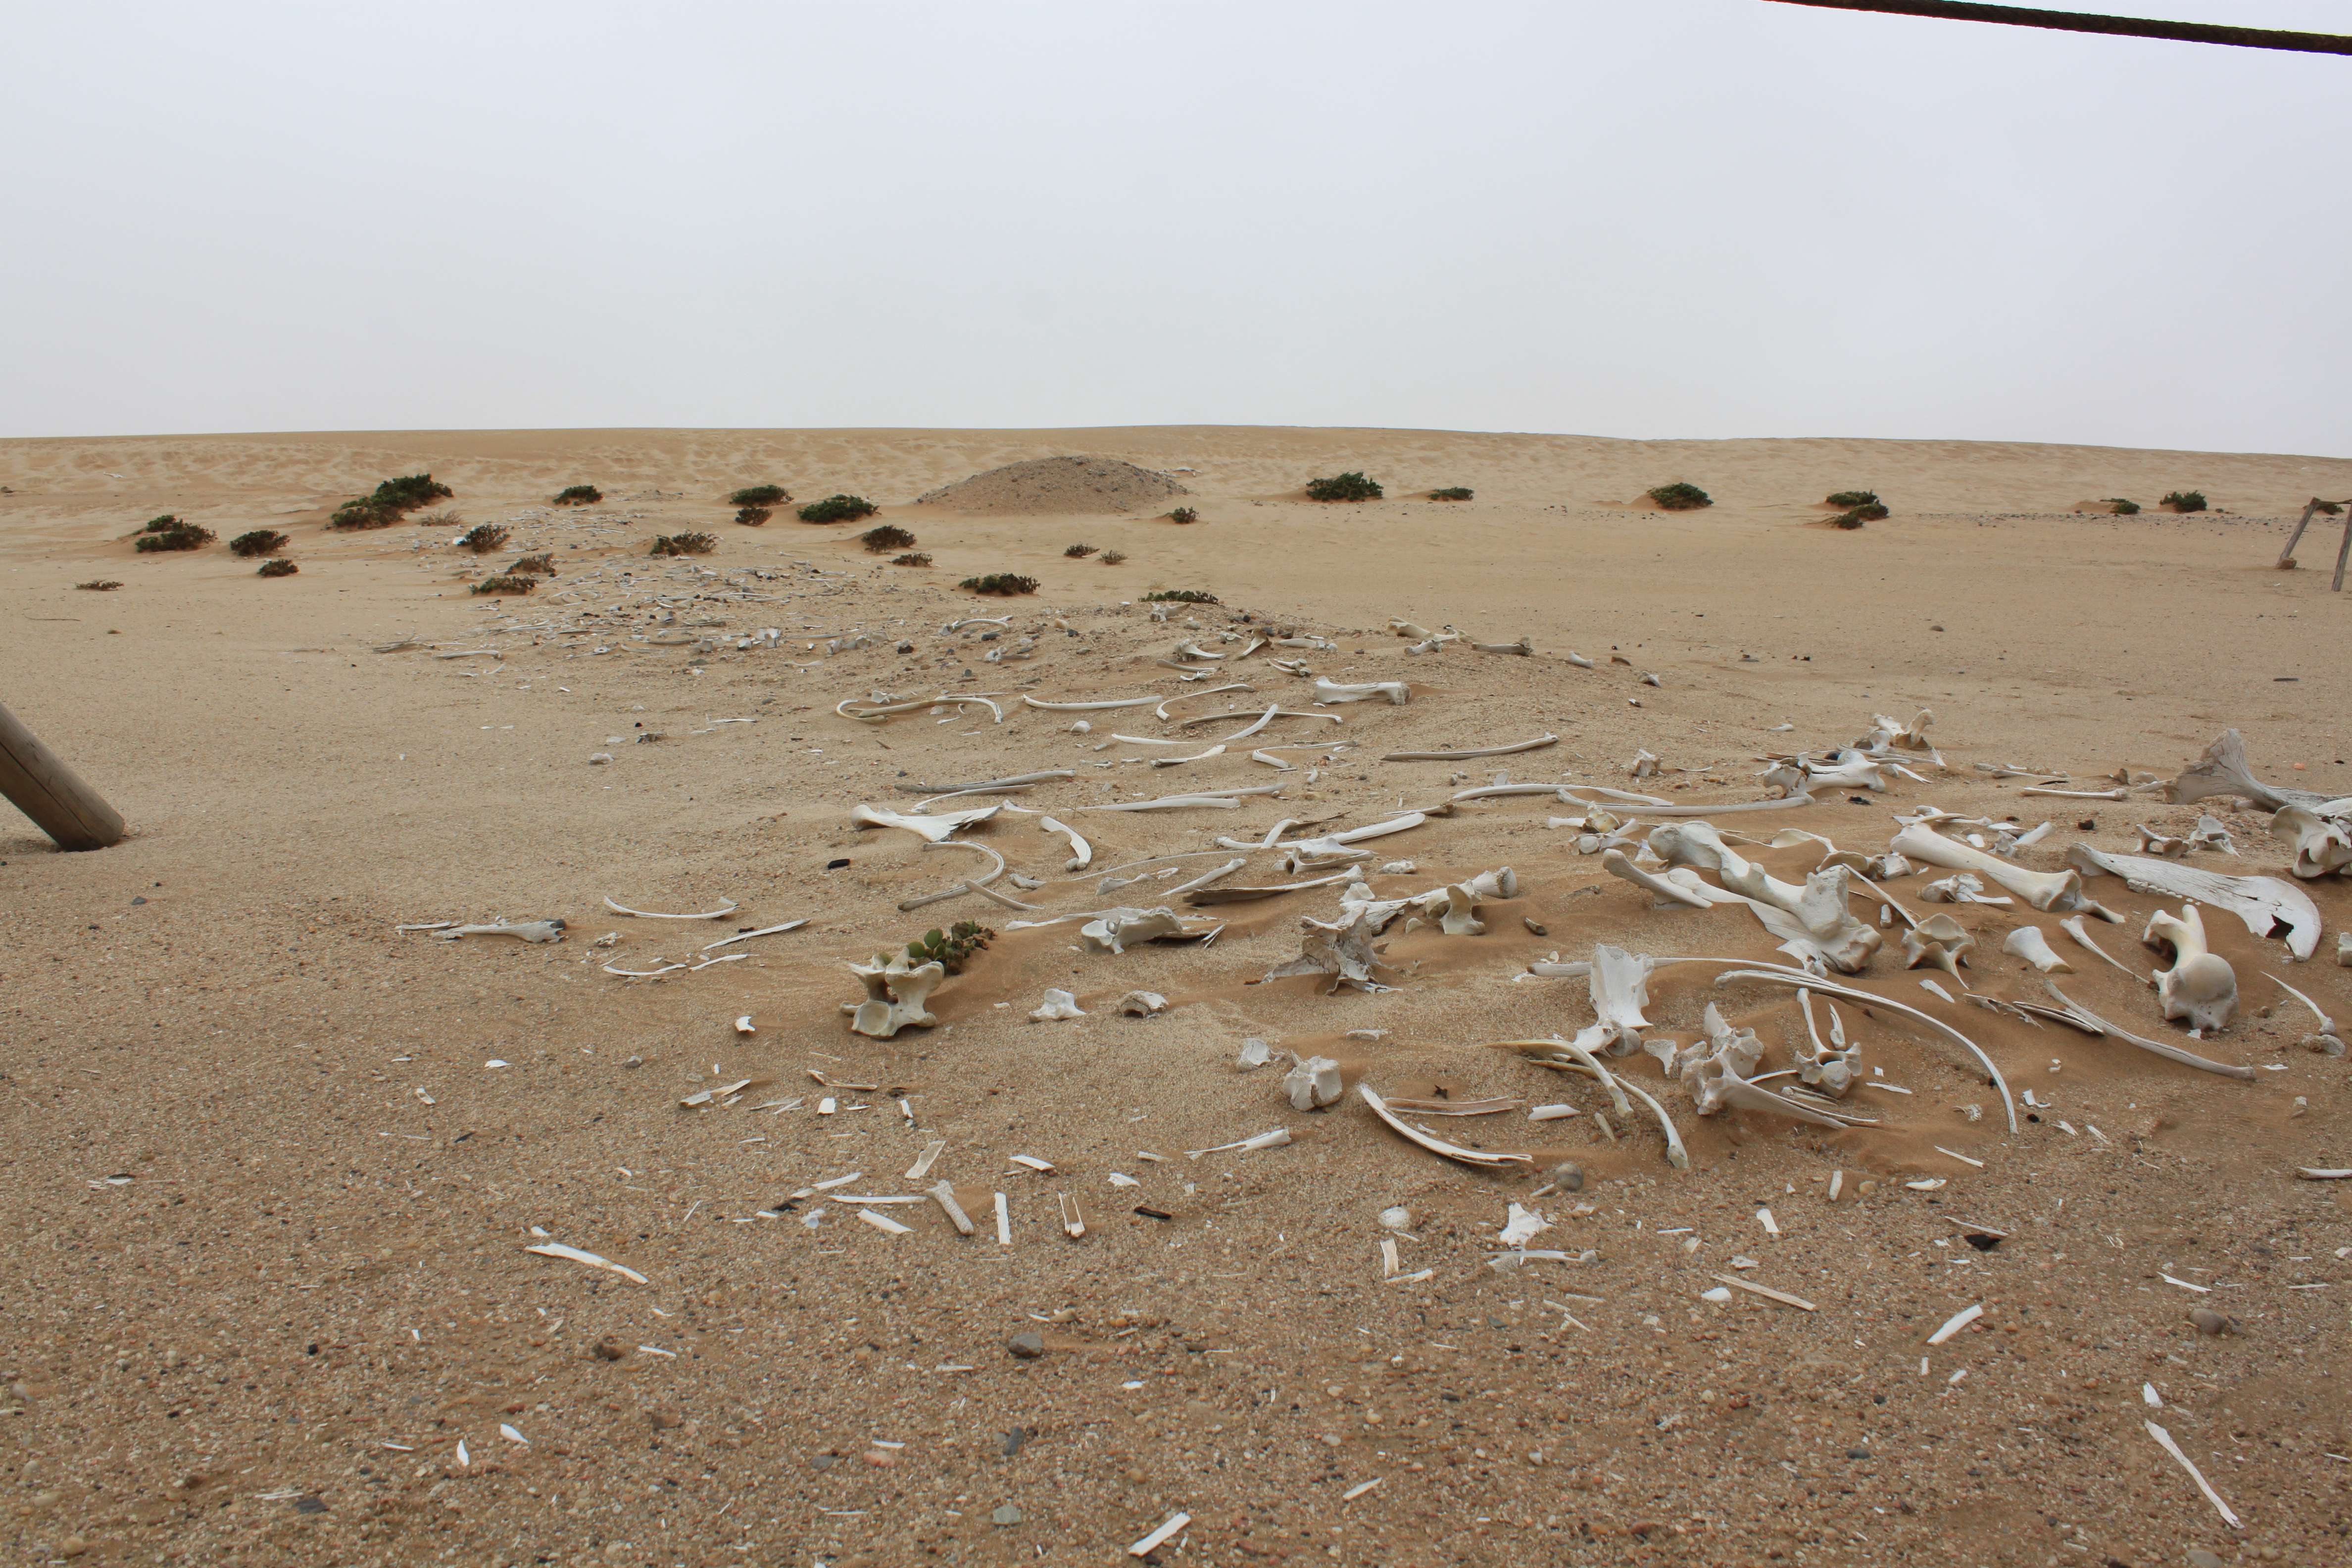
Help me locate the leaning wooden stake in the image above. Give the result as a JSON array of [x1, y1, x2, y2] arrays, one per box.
[[2277, 498, 2326, 567], [0, 700, 125, 850], [2335, 510, 2352, 593]]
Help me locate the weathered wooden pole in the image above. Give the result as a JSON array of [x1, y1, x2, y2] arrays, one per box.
[[2278, 498, 2324, 567], [0, 699, 125, 850], [2335, 513, 2352, 594]]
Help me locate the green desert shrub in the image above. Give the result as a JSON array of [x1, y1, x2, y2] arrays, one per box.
[[457, 523, 510, 554], [1305, 471, 1382, 502], [1828, 502, 1890, 529], [1169, 507, 1199, 524], [140, 514, 182, 534], [650, 532, 717, 556], [891, 920, 993, 975], [375, 475, 452, 510], [1142, 588, 1219, 604], [734, 507, 772, 526], [229, 529, 289, 558], [1064, 543, 1098, 558], [257, 558, 298, 578], [1100, 549, 1126, 565], [959, 572, 1039, 595], [329, 497, 397, 529], [508, 552, 556, 576], [552, 484, 603, 506], [799, 494, 881, 525], [135, 520, 214, 552], [2162, 490, 2207, 512], [471, 574, 536, 594], [729, 484, 789, 508], [891, 551, 932, 567], [76, 580, 123, 591], [1428, 487, 1473, 502], [860, 524, 917, 553], [1825, 490, 1878, 507], [1646, 482, 1712, 511], [2107, 498, 2141, 515]]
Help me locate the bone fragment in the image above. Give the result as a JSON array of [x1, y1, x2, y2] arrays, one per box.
[[1277, 812, 1428, 858], [2065, 844, 2321, 960], [1926, 1303, 1982, 1345], [1283, 1054, 1344, 1110], [603, 897, 739, 920], [2163, 728, 2337, 813], [2272, 803, 2352, 879], [1903, 914, 1974, 983], [2039, 981, 2254, 1080], [1029, 988, 1086, 1022], [1150, 683, 1256, 721], [1564, 652, 1595, 668], [1148, 744, 1227, 769], [1173, 640, 1224, 662], [1081, 907, 1190, 954], [2264, 972, 2336, 1036], [1072, 787, 1283, 813], [1602, 847, 1712, 909], [434, 919, 569, 943], [906, 1140, 946, 1180], [1564, 789, 1816, 819], [850, 803, 1003, 843], [1359, 1086, 1532, 1169], [601, 961, 687, 978], [524, 1242, 649, 1285], [844, 956, 945, 1038], [1470, 637, 1534, 655], [2058, 914, 2139, 979], [890, 771, 1073, 795], [2144, 905, 2238, 1032], [1382, 734, 1558, 762], [1176, 707, 1340, 730], [1795, 988, 1862, 1097], [1388, 619, 1432, 638], [1381, 1096, 1519, 1116], [2144, 1421, 2241, 1528], [1115, 990, 1169, 1016], [928, 1182, 976, 1236], [1313, 677, 1410, 706], [2002, 927, 2073, 973], [1681, 1004, 1857, 1129], [1262, 910, 1391, 991], [702, 920, 810, 951], [1022, 695, 1162, 712], [1713, 1274, 1817, 1311], [1038, 816, 1093, 872], [1715, 965, 2017, 1131], [1184, 1128, 1292, 1158], [1588, 945, 1659, 1054]]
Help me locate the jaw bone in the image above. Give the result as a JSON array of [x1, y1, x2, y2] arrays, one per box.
[[2144, 905, 2239, 1032], [843, 956, 946, 1038], [2001, 926, 2075, 974], [1890, 820, 2110, 915], [2271, 804, 2352, 880]]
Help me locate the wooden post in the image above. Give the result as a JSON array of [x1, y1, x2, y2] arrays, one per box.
[[2278, 498, 2322, 567], [2335, 512, 2352, 594], [0, 699, 125, 851]]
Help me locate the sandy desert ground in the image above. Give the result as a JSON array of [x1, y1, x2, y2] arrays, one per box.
[[1, 425, 2350, 1568]]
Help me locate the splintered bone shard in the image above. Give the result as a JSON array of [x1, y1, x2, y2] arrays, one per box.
[[434, 920, 568, 942], [1283, 1053, 1344, 1110], [604, 897, 738, 920]]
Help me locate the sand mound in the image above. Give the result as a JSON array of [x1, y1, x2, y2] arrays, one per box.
[[915, 454, 1189, 514]]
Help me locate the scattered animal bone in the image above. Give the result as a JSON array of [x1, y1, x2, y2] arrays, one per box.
[[1795, 989, 1862, 1096], [851, 803, 1003, 843], [524, 1241, 648, 1285], [1857, 708, 1943, 765], [1263, 911, 1391, 993], [1381, 734, 1558, 762], [2039, 981, 2254, 1080], [1313, 677, 1410, 705], [1470, 637, 1534, 655], [1115, 990, 1169, 1017], [2187, 815, 2236, 854], [1496, 1030, 1689, 1169], [1175, 706, 1340, 732], [1382, 1096, 1519, 1116], [2271, 803, 2352, 880], [1973, 762, 2056, 780], [2002, 927, 2074, 973], [1283, 1054, 1344, 1110], [1890, 821, 2107, 914], [1645, 822, 1883, 972], [1603, 847, 1713, 910], [2265, 972, 2336, 1036], [1037, 815, 1093, 872], [1029, 988, 1086, 1022], [1276, 812, 1427, 859], [1499, 1202, 1551, 1246], [1561, 788, 1815, 818], [1022, 693, 1164, 713], [1920, 874, 2008, 905], [2064, 844, 2322, 961], [1081, 907, 1190, 954], [1680, 1003, 1855, 1129], [1404, 634, 1461, 654], [603, 897, 739, 920], [1148, 743, 1227, 769], [1237, 1037, 1273, 1069], [701, 919, 810, 951], [843, 956, 945, 1039], [1185, 1128, 1292, 1159], [2135, 823, 2190, 858], [1903, 914, 1975, 982], [1715, 963, 2017, 1131], [839, 692, 1003, 724], [1586, 945, 1659, 1056], [434, 919, 568, 943], [2021, 785, 2127, 801], [891, 770, 1072, 796], [2144, 905, 2238, 1032], [2164, 729, 2339, 813], [1359, 1086, 1532, 1169], [928, 1182, 975, 1236], [2057, 913, 2140, 979], [1389, 619, 1432, 638], [1073, 787, 1282, 813]]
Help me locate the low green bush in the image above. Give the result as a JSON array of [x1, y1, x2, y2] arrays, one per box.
[[229, 529, 289, 558], [1169, 507, 1199, 524], [257, 558, 298, 578], [1427, 487, 1473, 502], [959, 573, 1039, 595], [1825, 490, 1878, 507], [650, 532, 717, 556], [861, 524, 917, 553], [1646, 482, 1712, 511], [2162, 490, 2208, 512], [891, 551, 931, 567], [472, 574, 536, 594], [730, 485, 789, 508], [376, 475, 452, 510], [135, 521, 214, 552], [1100, 549, 1126, 565], [1305, 472, 1382, 502], [553, 484, 603, 506], [141, 514, 182, 534], [799, 494, 881, 525], [1142, 588, 1219, 604], [888, 920, 994, 975], [735, 507, 772, 526], [509, 552, 557, 576], [1064, 543, 1098, 558], [2107, 497, 2141, 515], [457, 524, 510, 554]]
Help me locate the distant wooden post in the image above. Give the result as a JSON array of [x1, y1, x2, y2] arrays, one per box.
[[2336, 512, 2352, 594], [2277, 498, 2325, 567], [0, 699, 125, 851]]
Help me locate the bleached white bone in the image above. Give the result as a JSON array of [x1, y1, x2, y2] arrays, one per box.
[[1022, 694, 1161, 712], [2263, 972, 2335, 1036], [2143, 905, 2237, 1032], [2163, 729, 2338, 813], [1388, 618, 1432, 638], [1602, 847, 1712, 909], [2064, 844, 2322, 961], [1890, 822, 2100, 914], [1029, 988, 1086, 1022], [2039, 981, 2254, 1080], [1795, 988, 1862, 1096], [1038, 815, 1092, 872], [844, 956, 945, 1039], [1116, 990, 1169, 1017], [1681, 1003, 1854, 1129], [1471, 637, 1534, 655], [1713, 965, 2017, 1131], [1562, 788, 1815, 818], [1496, 1034, 1688, 1169], [1277, 812, 1427, 859], [1359, 1086, 1532, 1169], [1165, 858, 1247, 898], [891, 770, 1071, 796], [1148, 744, 1226, 769], [1903, 913, 1974, 983], [1262, 911, 1391, 992], [1588, 944, 1658, 1055], [1629, 748, 1661, 780], [1428, 883, 1486, 936], [1151, 683, 1255, 720], [1072, 787, 1283, 812], [1381, 734, 1558, 762], [1081, 908, 1189, 954], [2135, 824, 2190, 858], [1176, 706, 1339, 730], [2187, 815, 2235, 854], [2002, 927, 2073, 974], [435, 919, 568, 942], [2058, 914, 2141, 979], [2272, 804, 2352, 880], [1804, 754, 1886, 791], [1404, 635, 1459, 654], [1174, 640, 1224, 662], [851, 803, 1002, 843], [1313, 677, 1410, 706], [1283, 1054, 1344, 1110], [1920, 874, 2008, 905], [2022, 785, 2127, 801], [604, 897, 738, 920]]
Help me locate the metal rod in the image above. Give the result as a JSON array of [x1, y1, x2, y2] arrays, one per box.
[[1764, 0, 2352, 56]]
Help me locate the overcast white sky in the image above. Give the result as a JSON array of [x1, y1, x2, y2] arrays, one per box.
[[3, 1, 2345, 452]]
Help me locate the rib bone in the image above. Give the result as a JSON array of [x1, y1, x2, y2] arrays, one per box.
[[2040, 981, 2254, 1080]]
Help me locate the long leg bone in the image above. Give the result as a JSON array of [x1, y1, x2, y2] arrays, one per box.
[[1313, 677, 1410, 705], [1890, 821, 2107, 915]]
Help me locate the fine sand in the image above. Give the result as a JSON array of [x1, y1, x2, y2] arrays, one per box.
[[1, 425, 2349, 1568]]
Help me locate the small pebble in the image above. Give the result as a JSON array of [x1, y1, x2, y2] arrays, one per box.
[[1000, 1426, 1030, 1457], [991, 1505, 1023, 1526], [1550, 1161, 1585, 1192], [1846, 1446, 1872, 1460], [1007, 1332, 1046, 1360], [2188, 1307, 2232, 1335]]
